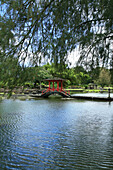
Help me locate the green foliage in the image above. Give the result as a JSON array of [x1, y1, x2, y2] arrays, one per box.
[[89, 67, 100, 82], [23, 65, 52, 89], [0, 56, 24, 89], [1, 0, 113, 68], [110, 69, 113, 84], [1, 0, 113, 88], [98, 68, 111, 88]]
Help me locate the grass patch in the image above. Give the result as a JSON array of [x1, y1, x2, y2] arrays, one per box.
[[65, 89, 84, 91], [84, 89, 100, 93]]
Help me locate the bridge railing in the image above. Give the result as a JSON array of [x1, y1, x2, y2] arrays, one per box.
[[42, 88, 53, 95], [60, 89, 70, 96], [42, 88, 70, 96]]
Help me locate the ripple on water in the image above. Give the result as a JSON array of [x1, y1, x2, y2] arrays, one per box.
[[0, 99, 113, 169]]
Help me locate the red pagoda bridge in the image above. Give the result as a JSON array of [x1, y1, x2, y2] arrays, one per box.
[[41, 78, 71, 98]]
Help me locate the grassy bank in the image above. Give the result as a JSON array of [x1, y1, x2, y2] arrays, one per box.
[[65, 88, 112, 94]]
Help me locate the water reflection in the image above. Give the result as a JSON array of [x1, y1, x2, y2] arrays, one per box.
[[72, 92, 113, 98], [0, 99, 113, 169]]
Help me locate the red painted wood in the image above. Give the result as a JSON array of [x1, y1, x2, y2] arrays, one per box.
[[46, 79, 64, 92], [53, 81, 54, 91], [57, 81, 59, 91], [61, 81, 63, 91], [43, 78, 70, 96], [49, 82, 50, 90]]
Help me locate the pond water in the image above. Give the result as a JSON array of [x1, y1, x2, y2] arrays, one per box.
[[0, 98, 113, 169], [72, 92, 113, 98]]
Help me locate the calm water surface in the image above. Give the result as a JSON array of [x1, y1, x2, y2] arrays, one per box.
[[72, 92, 113, 98], [0, 98, 113, 169]]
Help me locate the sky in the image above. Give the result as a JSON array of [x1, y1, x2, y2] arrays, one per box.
[[22, 48, 80, 67], [67, 48, 80, 67], [0, 1, 81, 68]]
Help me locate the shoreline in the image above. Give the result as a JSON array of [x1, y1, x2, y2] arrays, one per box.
[[0, 92, 113, 102], [0, 87, 112, 101]]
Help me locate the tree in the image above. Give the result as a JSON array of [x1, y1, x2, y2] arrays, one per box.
[[34, 66, 52, 89], [74, 66, 86, 74], [98, 68, 111, 88], [1, 0, 113, 65], [1, 0, 113, 87], [88, 67, 100, 82], [0, 56, 25, 91]]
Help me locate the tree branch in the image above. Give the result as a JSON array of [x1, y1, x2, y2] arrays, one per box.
[[16, 0, 55, 47], [74, 17, 113, 30]]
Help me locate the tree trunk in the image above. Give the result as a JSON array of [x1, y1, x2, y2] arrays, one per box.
[[39, 81, 42, 90]]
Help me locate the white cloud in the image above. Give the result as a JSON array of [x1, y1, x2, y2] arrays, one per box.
[[67, 47, 80, 67]]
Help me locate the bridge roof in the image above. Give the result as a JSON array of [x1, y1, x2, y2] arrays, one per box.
[[44, 77, 66, 81]]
